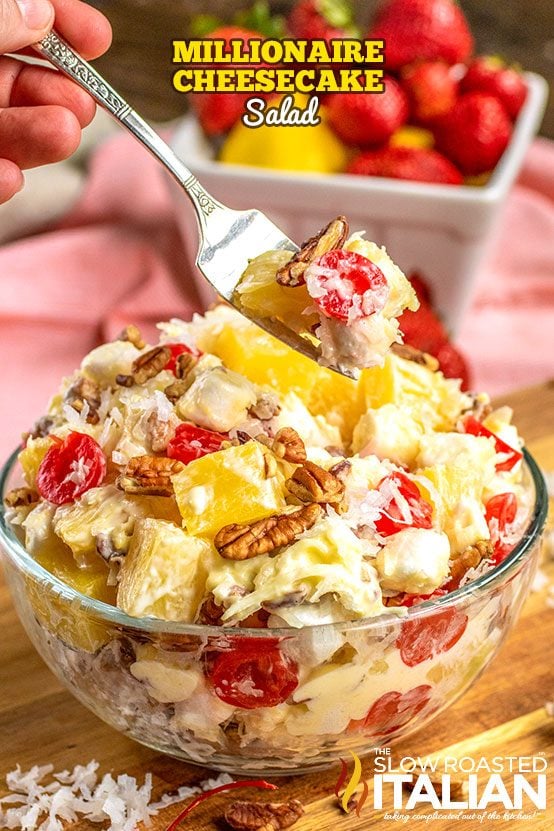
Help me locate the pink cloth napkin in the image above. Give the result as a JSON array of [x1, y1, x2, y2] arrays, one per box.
[[0, 133, 553, 460]]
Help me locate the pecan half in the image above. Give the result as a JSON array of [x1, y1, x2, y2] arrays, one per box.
[[116, 345, 171, 387], [276, 216, 349, 287], [391, 343, 439, 371], [256, 428, 306, 464], [117, 455, 184, 496], [4, 487, 39, 508], [225, 799, 304, 831], [164, 378, 191, 404], [215, 503, 323, 560], [146, 411, 174, 453], [65, 376, 102, 424], [449, 539, 494, 584], [272, 428, 307, 463], [286, 460, 344, 504], [175, 352, 199, 379], [117, 324, 145, 350]]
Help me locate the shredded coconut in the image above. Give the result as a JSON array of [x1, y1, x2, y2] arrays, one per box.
[[148, 773, 233, 810], [61, 404, 85, 426], [0, 762, 152, 831], [64, 457, 91, 487], [0, 763, 235, 831]]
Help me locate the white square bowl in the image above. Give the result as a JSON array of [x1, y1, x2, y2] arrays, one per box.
[[169, 72, 548, 332]]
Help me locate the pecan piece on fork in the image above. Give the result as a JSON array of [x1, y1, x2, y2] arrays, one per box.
[[276, 216, 349, 287], [225, 799, 304, 830], [117, 455, 184, 496], [215, 503, 323, 561]]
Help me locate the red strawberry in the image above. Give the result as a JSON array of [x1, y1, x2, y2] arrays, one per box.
[[190, 26, 264, 136], [347, 146, 463, 184], [368, 0, 473, 69], [327, 76, 408, 146], [401, 61, 458, 124], [288, 0, 356, 42], [407, 270, 432, 306], [434, 341, 471, 388], [398, 299, 448, 355], [397, 273, 471, 389], [461, 56, 527, 120], [434, 92, 512, 175]]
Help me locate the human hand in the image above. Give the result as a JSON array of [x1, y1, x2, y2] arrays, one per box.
[[0, 0, 112, 203]]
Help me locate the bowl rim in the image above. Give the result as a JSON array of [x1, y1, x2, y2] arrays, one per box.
[[0, 446, 547, 637], [171, 71, 549, 204]]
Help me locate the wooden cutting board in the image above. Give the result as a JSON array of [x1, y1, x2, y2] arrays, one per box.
[[1, 383, 553, 830]]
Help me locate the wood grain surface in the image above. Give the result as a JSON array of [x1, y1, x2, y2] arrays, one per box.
[[1, 382, 553, 830]]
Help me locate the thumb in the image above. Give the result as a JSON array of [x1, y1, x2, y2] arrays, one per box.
[[0, 0, 54, 54]]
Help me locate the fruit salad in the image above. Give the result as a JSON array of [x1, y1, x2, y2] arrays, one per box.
[[2, 239, 536, 771], [235, 217, 419, 374]]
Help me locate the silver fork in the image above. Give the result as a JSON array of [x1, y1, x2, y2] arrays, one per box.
[[33, 32, 354, 375]]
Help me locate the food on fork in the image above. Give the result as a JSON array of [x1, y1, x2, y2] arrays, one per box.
[[3, 225, 531, 765], [235, 216, 419, 374]]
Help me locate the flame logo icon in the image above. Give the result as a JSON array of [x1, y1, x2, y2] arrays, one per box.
[[334, 751, 370, 816]]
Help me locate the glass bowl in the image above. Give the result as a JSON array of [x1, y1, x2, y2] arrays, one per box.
[[0, 448, 547, 775]]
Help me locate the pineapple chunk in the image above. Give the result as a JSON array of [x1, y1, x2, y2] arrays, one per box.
[[358, 353, 469, 432], [18, 437, 52, 487], [52, 484, 181, 568], [415, 458, 492, 554], [117, 518, 215, 621], [351, 403, 423, 466], [172, 441, 287, 537], [235, 249, 317, 333], [23, 502, 115, 653], [209, 309, 362, 439], [35, 544, 115, 604]]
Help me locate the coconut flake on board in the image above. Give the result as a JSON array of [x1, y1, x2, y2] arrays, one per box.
[[0, 762, 234, 831]]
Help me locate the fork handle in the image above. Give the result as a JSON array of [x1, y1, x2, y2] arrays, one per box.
[[34, 30, 224, 228]]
